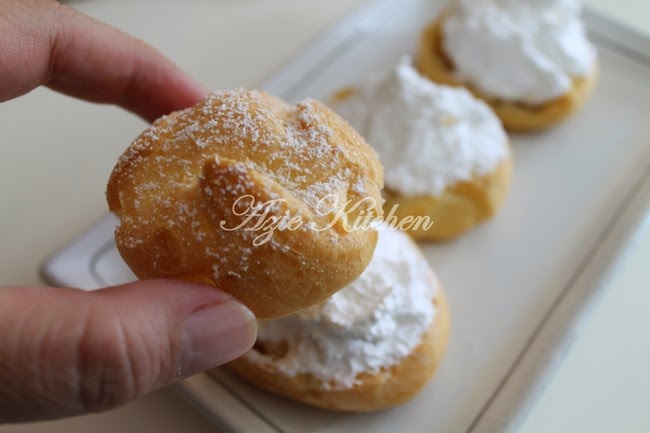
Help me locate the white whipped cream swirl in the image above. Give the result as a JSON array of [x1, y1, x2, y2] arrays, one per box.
[[332, 60, 509, 196], [247, 226, 438, 389], [442, 0, 597, 104]]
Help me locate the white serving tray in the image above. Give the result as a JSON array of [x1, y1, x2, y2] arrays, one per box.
[[42, 1, 650, 432]]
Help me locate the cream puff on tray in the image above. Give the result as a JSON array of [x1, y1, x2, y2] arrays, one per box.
[[228, 225, 450, 412], [331, 60, 513, 241], [418, 0, 598, 131]]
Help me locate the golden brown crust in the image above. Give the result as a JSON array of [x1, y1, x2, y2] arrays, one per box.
[[227, 289, 450, 412], [106, 89, 384, 319], [383, 155, 513, 241], [417, 16, 598, 131]]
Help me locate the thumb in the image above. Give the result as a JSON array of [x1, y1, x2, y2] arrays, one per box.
[[0, 280, 257, 422]]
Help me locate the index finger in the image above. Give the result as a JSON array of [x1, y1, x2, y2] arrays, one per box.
[[0, 0, 209, 122]]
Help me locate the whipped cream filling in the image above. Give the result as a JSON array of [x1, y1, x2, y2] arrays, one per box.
[[331, 60, 509, 197], [442, 0, 597, 104], [247, 226, 438, 389]]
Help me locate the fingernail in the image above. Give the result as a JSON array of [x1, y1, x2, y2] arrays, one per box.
[[178, 300, 257, 377]]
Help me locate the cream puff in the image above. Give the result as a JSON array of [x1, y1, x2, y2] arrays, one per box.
[[107, 89, 384, 319], [418, 0, 598, 131], [228, 226, 450, 412], [331, 60, 512, 241]]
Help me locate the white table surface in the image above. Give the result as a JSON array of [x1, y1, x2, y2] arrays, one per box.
[[0, 0, 648, 432]]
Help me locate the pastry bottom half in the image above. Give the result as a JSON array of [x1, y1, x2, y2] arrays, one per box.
[[227, 289, 451, 412], [384, 156, 513, 241], [418, 17, 598, 131]]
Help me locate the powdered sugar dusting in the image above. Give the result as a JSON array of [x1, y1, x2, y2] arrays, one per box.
[[109, 89, 382, 284]]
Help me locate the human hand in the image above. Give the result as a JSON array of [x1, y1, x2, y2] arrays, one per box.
[[0, 282, 257, 422], [0, 0, 208, 121], [0, 0, 257, 423]]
